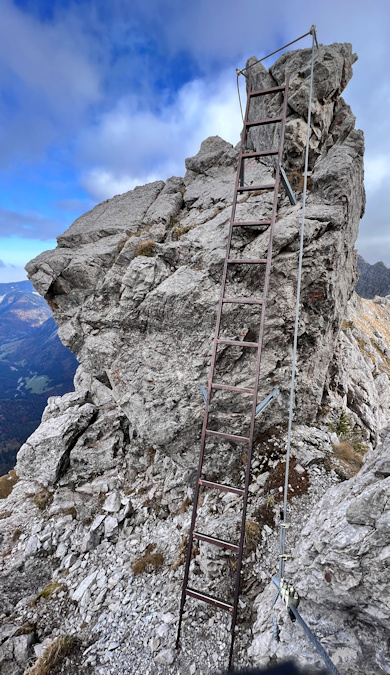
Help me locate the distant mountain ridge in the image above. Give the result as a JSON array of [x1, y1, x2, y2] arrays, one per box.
[[356, 255, 390, 299], [0, 281, 78, 475], [0, 280, 35, 296]]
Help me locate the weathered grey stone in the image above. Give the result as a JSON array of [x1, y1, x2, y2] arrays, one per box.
[[103, 492, 122, 513], [104, 516, 118, 539], [16, 403, 97, 486], [0, 41, 386, 675], [249, 429, 390, 674], [23, 45, 365, 469], [0, 632, 35, 673], [25, 535, 39, 557], [72, 571, 97, 602], [154, 648, 175, 665]]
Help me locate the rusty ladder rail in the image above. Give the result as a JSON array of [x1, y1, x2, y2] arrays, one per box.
[[176, 74, 290, 671]]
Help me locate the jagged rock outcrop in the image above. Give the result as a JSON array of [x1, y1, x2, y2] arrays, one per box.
[[249, 425, 390, 675], [0, 43, 389, 675], [356, 254, 390, 299], [23, 42, 365, 484], [326, 294, 390, 440]]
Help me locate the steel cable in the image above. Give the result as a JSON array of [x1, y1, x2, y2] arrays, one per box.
[[239, 27, 318, 76], [278, 25, 317, 582], [289, 605, 341, 675]]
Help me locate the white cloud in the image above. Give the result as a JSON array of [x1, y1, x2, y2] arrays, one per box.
[[0, 0, 101, 110], [364, 155, 390, 193], [0, 263, 27, 284], [0, 207, 61, 240], [81, 169, 162, 202], [78, 70, 242, 201]]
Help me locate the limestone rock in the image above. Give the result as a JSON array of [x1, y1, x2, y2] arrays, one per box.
[[16, 402, 97, 486], [24, 43, 365, 469], [72, 571, 97, 602], [0, 41, 387, 675], [249, 427, 390, 675], [103, 492, 122, 513]]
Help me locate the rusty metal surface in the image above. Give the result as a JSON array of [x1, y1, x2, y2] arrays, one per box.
[[176, 74, 291, 672]]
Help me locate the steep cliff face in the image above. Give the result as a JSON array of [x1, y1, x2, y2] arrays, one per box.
[[22, 42, 365, 483], [0, 43, 389, 675]]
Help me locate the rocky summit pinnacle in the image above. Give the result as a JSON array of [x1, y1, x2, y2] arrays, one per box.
[[356, 254, 390, 298], [0, 43, 389, 675]]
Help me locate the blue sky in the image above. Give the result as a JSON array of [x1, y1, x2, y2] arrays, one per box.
[[0, 0, 389, 282]]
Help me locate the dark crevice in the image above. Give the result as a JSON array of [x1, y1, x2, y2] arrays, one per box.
[[55, 411, 99, 482]]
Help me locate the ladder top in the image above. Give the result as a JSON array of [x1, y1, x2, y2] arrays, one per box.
[[250, 84, 286, 97]]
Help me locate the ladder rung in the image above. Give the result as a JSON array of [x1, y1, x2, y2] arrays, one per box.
[[250, 84, 286, 97], [193, 532, 239, 553], [227, 258, 268, 264], [198, 479, 244, 496], [205, 429, 251, 443], [185, 587, 233, 612], [241, 150, 279, 158], [217, 339, 259, 348], [232, 220, 271, 228], [237, 184, 275, 192], [222, 298, 263, 305], [211, 383, 254, 394], [246, 115, 283, 127]]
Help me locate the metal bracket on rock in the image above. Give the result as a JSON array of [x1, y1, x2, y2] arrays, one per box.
[[280, 167, 297, 206], [199, 385, 279, 418], [255, 388, 280, 418]]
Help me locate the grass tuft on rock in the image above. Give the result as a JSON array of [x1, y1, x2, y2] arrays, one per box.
[[33, 488, 53, 511], [244, 519, 260, 551], [26, 634, 77, 675], [132, 543, 164, 574], [173, 225, 192, 240], [31, 580, 66, 606], [0, 470, 19, 499], [176, 496, 192, 514], [135, 239, 155, 257]]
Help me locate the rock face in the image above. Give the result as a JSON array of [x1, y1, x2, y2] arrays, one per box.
[[249, 426, 390, 675], [356, 254, 390, 299], [0, 43, 388, 675], [326, 294, 390, 441], [24, 42, 364, 482]]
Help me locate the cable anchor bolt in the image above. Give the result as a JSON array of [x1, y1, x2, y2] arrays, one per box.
[[280, 578, 300, 622], [279, 553, 292, 560], [280, 522, 290, 529]]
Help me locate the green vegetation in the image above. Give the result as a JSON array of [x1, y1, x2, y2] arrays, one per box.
[[31, 580, 66, 606], [25, 374, 51, 394], [329, 409, 368, 454]]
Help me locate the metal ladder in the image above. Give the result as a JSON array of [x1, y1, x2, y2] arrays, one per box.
[[176, 74, 290, 671]]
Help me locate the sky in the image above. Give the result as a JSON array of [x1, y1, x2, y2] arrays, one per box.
[[0, 0, 389, 283]]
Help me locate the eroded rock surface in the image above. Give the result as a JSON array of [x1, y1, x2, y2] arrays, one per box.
[[24, 43, 365, 481], [249, 426, 390, 675], [0, 42, 388, 675]]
